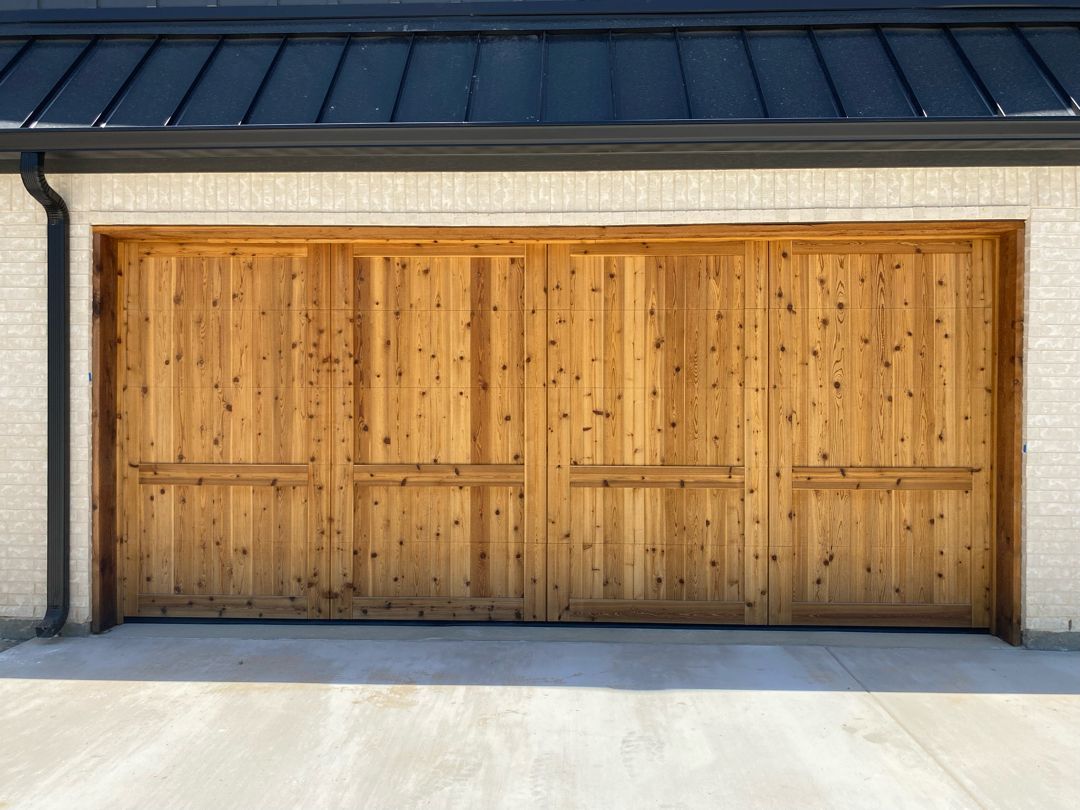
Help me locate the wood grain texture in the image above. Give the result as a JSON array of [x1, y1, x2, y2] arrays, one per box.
[[744, 240, 770, 623], [769, 238, 997, 627], [117, 243, 332, 618], [139, 463, 310, 486], [137, 594, 308, 618], [92, 233, 120, 633], [565, 599, 747, 624], [789, 603, 972, 626], [350, 597, 523, 620], [523, 242, 549, 621], [569, 465, 743, 487], [546, 243, 752, 622], [791, 467, 975, 490], [98, 227, 1021, 636], [994, 227, 1024, 644], [96, 222, 1022, 244], [352, 464, 525, 486], [343, 249, 530, 617]]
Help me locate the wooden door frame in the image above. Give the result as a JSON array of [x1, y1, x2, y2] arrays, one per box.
[[91, 222, 1025, 643]]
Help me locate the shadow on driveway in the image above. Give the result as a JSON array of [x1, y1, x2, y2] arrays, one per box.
[[1, 624, 1077, 695]]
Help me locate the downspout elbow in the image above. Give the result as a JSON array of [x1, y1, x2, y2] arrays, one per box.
[[20, 152, 70, 639]]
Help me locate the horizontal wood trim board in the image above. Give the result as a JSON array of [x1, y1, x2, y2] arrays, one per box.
[[566, 599, 747, 624], [138, 595, 308, 618], [351, 597, 524, 621], [570, 241, 747, 256], [790, 240, 973, 255], [135, 242, 308, 258], [569, 465, 744, 488], [138, 463, 310, 486], [792, 467, 975, 490], [352, 464, 525, 486], [789, 604, 975, 627], [351, 244, 526, 257], [96, 222, 1022, 243]]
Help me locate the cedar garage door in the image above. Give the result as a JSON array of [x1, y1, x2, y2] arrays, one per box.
[[108, 230, 1005, 628]]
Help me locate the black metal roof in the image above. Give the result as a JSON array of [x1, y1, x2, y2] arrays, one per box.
[[3, 3, 1080, 171]]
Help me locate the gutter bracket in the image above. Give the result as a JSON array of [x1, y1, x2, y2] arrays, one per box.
[[19, 152, 70, 639]]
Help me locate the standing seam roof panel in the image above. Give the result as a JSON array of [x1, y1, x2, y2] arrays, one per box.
[[103, 37, 218, 127], [0, 38, 90, 127], [952, 26, 1073, 116], [392, 35, 476, 123], [678, 31, 764, 119], [543, 33, 613, 123], [881, 27, 993, 117], [814, 28, 915, 118], [35, 37, 154, 127], [612, 33, 689, 121], [3, 22, 1080, 130], [246, 36, 344, 125], [746, 30, 839, 118], [1020, 26, 1080, 112], [0, 39, 29, 80], [320, 36, 410, 124], [468, 34, 542, 123], [175, 35, 282, 126]]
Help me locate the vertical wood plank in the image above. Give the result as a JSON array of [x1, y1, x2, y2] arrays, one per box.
[[92, 234, 120, 631], [329, 243, 356, 618], [547, 243, 572, 620], [768, 240, 794, 624], [744, 241, 770, 624], [994, 230, 1024, 644], [524, 243, 548, 620]]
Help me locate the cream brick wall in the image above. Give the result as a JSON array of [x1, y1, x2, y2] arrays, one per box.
[[0, 167, 1077, 636]]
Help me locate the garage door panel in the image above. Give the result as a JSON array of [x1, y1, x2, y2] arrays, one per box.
[[565, 487, 744, 599], [559, 381, 744, 465], [353, 311, 526, 390], [351, 486, 525, 595], [772, 323, 992, 467], [356, 387, 525, 464], [548, 243, 760, 623], [119, 243, 331, 618], [134, 481, 315, 616], [227, 310, 330, 389], [790, 488, 967, 605], [136, 386, 327, 464], [562, 388, 733, 466], [770, 238, 993, 627], [335, 245, 533, 621]]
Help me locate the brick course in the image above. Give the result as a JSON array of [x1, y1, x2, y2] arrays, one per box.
[[0, 168, 1076, 638]]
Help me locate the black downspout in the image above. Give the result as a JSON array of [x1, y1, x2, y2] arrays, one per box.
[[19, 152, 69, 638]]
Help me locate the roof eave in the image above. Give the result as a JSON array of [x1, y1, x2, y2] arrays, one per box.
[[3, 119, 1080, 172]]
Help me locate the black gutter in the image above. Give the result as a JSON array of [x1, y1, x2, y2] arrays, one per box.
[[1, 117, 1079, 153], [18, 152, 70, 640]]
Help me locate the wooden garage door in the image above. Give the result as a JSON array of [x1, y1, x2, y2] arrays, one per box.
[[768, 239, 994, 626], [545, 242, 768, 623], [117, 243, 333, 618], [328, 244, 546, 621], [110, 230, 1001, 628]]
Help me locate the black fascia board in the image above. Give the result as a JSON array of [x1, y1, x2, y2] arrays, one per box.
[[2, 118, 1080, 151], [3, 119, 1080, 173]]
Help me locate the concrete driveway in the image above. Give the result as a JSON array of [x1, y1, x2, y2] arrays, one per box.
[[0, 624, 1078, 810]]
